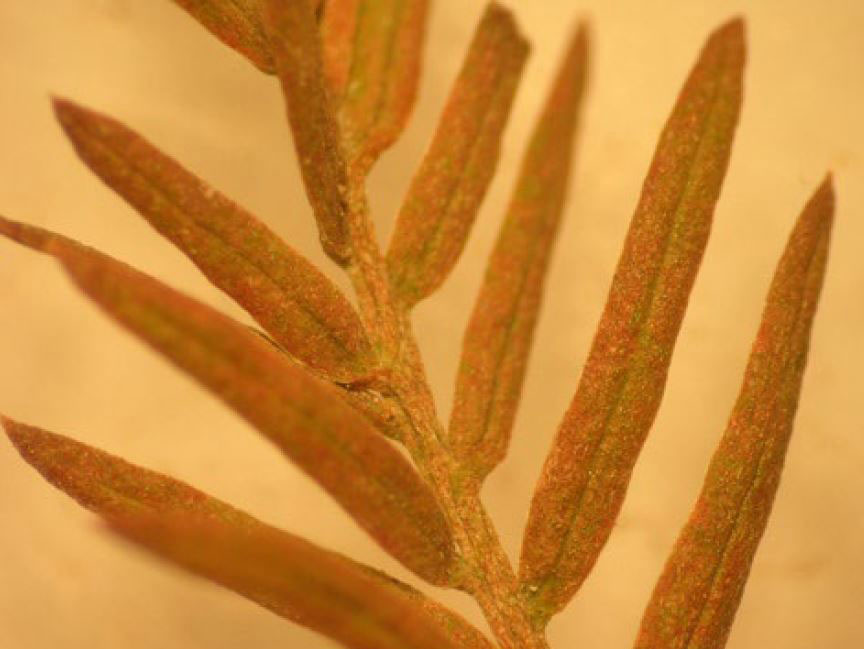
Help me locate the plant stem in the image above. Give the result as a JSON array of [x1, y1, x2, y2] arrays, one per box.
[[344, 174, 548, 649]]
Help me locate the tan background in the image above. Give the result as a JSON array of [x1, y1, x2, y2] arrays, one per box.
[[1, 1, 861, 647]]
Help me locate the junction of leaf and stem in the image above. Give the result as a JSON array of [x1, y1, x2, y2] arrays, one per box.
[[0, 2, 834, 649]]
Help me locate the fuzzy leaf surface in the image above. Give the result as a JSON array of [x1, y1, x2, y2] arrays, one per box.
[[449, 25, 588, 479], [2, 417, 258, 526], [170, 0, 274, 73], [54, 99, 374, 383], [0, 218, 455, 585], [2, 419, 487, 648], [265, 0, 351, 263], [321, 0, 429, 171], [635, 178, 834, 649], [386, 4, 529, 306], [519, 19, 745, 621], [110, 514, 477, 649]]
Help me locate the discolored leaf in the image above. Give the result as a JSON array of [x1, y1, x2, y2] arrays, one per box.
[[519, 19, 746, 622], [264, 0, 351, 264], [0, 218, 455, 586], [635, 178, 834, 649], [110, 514, 477, 649], [449, 24, 588, 480], [2, 416, 256, 526], [386, 4, 529, 306], [321, 0, 430, 171], [3, 419, 488, 648], [170, 0, 274, 73], [54, 98, 375, 384]]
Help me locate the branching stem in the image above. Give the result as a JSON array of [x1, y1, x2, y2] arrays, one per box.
[[344, 170, 549, 649]]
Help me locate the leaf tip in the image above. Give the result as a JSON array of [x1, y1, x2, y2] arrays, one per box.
[[710, 15, 747, 58], [2, 417, 49, 469]]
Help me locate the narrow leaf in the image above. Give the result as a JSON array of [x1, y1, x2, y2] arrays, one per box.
[[110, 514, 475, 649], [322, 0, 430, 170], [54, 98, 375, 384], [519, 19, 746, 622], [449, 24, 588, 480], [635, 178, 834, 649], [0, 218, 455, 586], [386, 4, 529, 306], [3, 419, 488, 648], [170, 0, 275, 73], [2, 416, 256, 526], [265, 0, 351, 264]]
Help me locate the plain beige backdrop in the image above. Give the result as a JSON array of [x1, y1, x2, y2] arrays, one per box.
[[1, 1, 862, 647]]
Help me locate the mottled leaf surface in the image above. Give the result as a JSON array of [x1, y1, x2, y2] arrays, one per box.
[[55, 99, 374, 383], [520, 20, 746, 622], [635, 178, 834, 649], [322, 0, 430, 170], [3, 417, 256, 526], [0, 218, 455, 585], [110, 514, 471, 649], [3, 419, 487, 648], [170, 0, 274, 73], [386, 4, 529, 306], [265, 0, 351, 263], [449, 25, 588, 480]]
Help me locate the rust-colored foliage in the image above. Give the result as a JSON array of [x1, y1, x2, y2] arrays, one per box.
[[386, 3, 529, 306], [450, 23, 588, 481], [265, 0, 352, 264], [53, 98, 374, 383], [520, 19, 745, 623], [635, 178, 834, 649], [2, 417, 483, 649], [322, 0, 430, 171], [1, 4, 836, 649]]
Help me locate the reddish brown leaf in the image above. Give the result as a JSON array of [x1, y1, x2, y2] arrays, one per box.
[[2, 418, 488, 648], [449, 24, 588, 480], [386, 4, 529, 306], [519, 19, 746, 622], [264, 0, 351, 264], [170, 0, 274, 73], [2, 416, 256, 526], [0, 218, 455, 586], [54, 98, 375, 384], [322, 0, 430, 170], [110, 513, 475, 649], [635, 177, 834, 649]]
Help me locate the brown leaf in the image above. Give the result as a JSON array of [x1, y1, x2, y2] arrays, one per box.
[[386, 4, 529, 306], [0, 218, 455, 586], [449, 24, 588, 480], [2, 418, 488, 648], [519, 19, 746, 622], [635, 177, 834, 649], [170, 0, 274, 73], [264, 0, 351, 264], [110, 513, 476, 649], [321, 0, 430, 170], [2, 416, 256, 526], [54, 98, 375, 384]]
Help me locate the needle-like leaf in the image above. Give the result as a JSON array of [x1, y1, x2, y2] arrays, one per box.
[[449, 24, 588, 480], [321, 0, 430, 171], [2, 416, 257, 526], [386, 3, 529, 306], [265, 0, 351, 264], [110, 513, 474, 649], [519, 19, 745, 622], [54, 98, 375, 384], [0, 218, 455, 586], [2, 418, 489, 649], [635, 177, 834, 649], [169, 0, 274, 73]]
